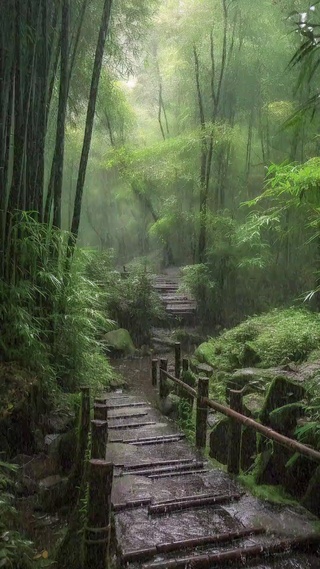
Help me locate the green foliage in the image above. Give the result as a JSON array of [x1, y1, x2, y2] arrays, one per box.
[[86, 252, 165, 345], [0, 462, 38, 569], [177, 397, 195, 441], [238, 473, 298, 507], [194, 308, 320, 371], [0, 215, 114, 400]]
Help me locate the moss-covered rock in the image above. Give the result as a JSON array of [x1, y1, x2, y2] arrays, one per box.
[[104, 328, 135, 356], [255, 445, 293, 486], [159, 393, 181, 418], [301, 465, 320, 516], [260, 377, 305, 426], [209, 417, 256, 470], [194, 308, 320, 371], [283, 453, 318, 498], [209, 418, 229, 465], [269, 403, 304, 435]]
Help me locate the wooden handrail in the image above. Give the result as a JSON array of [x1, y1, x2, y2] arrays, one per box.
[[162, 369, 196, 398], [161, 368, 320, 464]]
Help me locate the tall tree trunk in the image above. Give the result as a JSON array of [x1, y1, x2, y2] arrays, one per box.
[[52, 0, 70, 229], [69, 0, 113, 248], [193, 45, 207, 264]]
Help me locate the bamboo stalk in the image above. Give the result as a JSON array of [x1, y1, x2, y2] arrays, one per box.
[[108, 421, 156, 430], [107, 402, 149, 409], [121, 528, 266, 563], [148, 492, 241, 515], [125, 461, 203, 478], [141, 535, 320, 569], [113, 498, 152, 512]]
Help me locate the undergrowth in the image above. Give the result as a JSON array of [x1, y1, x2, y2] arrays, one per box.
[[86, 251, 165, 346], [0, 214, 115, 416], [0, 461, 47, 569], [194, 308, 320, 371], [238, 473, 299, 508]]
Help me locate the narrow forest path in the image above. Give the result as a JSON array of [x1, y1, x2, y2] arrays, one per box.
[[106, 364, 320, 569], [152, 270, 197, 319]]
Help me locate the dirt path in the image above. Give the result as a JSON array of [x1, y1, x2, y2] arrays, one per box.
[[107, 358, 320, 569]]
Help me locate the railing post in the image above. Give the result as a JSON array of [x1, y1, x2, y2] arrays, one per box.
[[84, 460, 113, 569], [182, 358, 189, 372], [159, 358, 168, 399], [196, 376, 209, 449], [94, 396, 107, 405], [227, 389, 243, 475], [152, 359, 158, 386], [175, 342, 181, 379], [94, 403, 108, 421], [91, 420, 108, 460]]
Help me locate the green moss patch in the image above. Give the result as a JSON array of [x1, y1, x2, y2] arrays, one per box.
[[195, 308, 320, 371], [238, 473, 299, 507]]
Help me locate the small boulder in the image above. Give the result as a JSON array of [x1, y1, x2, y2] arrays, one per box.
[[260, 376, 306, 426], [283, 453, 318, 498], [39, 474, 68, 511], [159, 393, 180, 418], [209, 417, 256, 470], [269, 403, 304, 436], [209, 418, 229, 465], [104, 328, 135, 356]]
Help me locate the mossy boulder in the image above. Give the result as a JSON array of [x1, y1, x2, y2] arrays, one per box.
[[209, 417, 256, 470], [104, 328, 135, 356], [159, 393, 181, 418], [260, 377, 305, 426], [269, 403, 304, 435], [209, 418, 229, 464], [283, 453, 318, 498], [255, 445, 293, 486], [193, 308, 320, 372]]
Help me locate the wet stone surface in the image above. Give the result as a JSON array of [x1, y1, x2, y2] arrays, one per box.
[[105, 382, 320, 568]]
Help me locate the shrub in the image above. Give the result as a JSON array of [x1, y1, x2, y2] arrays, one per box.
[[194, 308, 320, 371], [86, 252, 165, 346]]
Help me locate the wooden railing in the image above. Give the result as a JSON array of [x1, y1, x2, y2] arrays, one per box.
[[151, 343, 320, 474]]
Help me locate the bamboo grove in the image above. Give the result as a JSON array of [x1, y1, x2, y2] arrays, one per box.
[[0, 0, 113, 275]]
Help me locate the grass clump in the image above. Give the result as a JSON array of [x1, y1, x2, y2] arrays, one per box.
[[238, 473, 299, 508], [195, 308, 320, 372]]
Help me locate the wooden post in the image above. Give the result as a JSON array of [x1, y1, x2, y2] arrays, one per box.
[[174, 342, 181, 379], [152, 359, 158, 386], [64, 386, 91, 503], [84, 460, 113, 569], [227, 389, 243, 475], [196, 377, 209, 449], [159, 358, 168, 399], [91, 420, 108, 460], [94, 403, 108, 421], [95, 396, 107, 405], [182, 358, 189, 372]]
